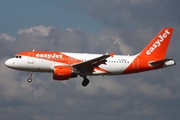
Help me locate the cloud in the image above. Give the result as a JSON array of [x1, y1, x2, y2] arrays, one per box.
[[128, 0, 155, 5], [75, 76, 127, 97], [99, 28, 132, 54], [3, 25, 131, 55], [129, 79, 175, 99], [18, 25, 53, 37], [79, 0, 180, 29], [0, 34, 16, 42]]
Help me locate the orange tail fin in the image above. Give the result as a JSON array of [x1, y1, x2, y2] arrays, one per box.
[[139, 28, 173, 59]]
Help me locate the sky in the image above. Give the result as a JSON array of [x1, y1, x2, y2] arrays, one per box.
[[0, 0, 180, 120]]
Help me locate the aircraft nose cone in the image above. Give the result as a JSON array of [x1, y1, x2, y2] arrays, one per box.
[[5, 59, 13, 67], [5, 59, 10, 67]]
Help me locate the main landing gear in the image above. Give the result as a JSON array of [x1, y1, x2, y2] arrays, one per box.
[[27, 72, 32, 83], [81, 76, 90, 87]]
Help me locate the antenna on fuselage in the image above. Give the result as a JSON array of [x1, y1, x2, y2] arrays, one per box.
[[32, 49, 35, 52]]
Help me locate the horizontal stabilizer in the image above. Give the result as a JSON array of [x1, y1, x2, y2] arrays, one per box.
[[149, 59, 175, 67]]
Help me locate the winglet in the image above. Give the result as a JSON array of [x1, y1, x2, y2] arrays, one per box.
[[109, 52, 115, 58]]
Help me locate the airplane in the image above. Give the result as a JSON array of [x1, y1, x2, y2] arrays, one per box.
[[5, 28, 175, 87]]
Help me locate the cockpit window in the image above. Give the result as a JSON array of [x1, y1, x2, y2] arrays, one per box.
[[15, 56, 22, 58]]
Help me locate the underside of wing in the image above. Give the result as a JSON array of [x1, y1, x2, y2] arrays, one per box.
[[73, 52, 114, 73]]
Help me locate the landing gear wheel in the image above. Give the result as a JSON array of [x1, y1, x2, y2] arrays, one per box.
[[27, 78, 32, 83], [82, 79, 89, 87], [27, 72, 33, 83]]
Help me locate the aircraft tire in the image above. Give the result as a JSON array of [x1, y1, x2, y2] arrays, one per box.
[[82, 79, 89, 87], [27, 78, 32, 83]]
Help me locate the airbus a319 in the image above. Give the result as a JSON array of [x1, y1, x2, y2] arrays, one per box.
[[5, 28, 175, 87]]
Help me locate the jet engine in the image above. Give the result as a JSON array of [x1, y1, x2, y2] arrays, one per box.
[[53, 66, 77, 81]]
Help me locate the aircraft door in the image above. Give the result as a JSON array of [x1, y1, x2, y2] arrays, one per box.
[[133, 58, 139, 69], [28, 53, 34, 64], [68, 58, 76, 64]]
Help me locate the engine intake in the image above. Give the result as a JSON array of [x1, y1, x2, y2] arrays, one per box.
[[53, 66, 77, 81]]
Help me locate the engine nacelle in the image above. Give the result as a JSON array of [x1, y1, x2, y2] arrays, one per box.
[[53, 66, 77, 81]]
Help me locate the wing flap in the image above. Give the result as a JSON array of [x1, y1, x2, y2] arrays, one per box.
[[73, 52, 114, 72]]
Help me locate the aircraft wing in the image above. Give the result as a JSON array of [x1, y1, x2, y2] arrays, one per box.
[[73, 52, 114, 72]]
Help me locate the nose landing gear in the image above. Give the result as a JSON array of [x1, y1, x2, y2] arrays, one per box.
[[27, 72, 32, 83], [27, 78, 32, 83]]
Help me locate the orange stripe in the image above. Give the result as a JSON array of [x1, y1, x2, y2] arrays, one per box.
[[17, 51, 82, 64], [17, 51, 111, 74]]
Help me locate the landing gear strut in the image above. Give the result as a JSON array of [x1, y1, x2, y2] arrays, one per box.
[[81, 76, 90, 87], [27, 72, 32, 83]]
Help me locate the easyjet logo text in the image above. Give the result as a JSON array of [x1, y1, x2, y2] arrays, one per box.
[[146, 29, 170, 55], [36, 53, 63, 59]]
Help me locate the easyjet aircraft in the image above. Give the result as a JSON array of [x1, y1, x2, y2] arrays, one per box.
[[5, 28, 175, 87]]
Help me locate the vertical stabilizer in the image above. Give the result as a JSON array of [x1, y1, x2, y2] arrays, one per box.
[[139, 28, 173, 59]]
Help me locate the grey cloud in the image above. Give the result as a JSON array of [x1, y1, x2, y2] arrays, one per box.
[[78, 0, 180, 29], [18, 25, 52, 37], [4, 25, 128, 55], [48, 27, 90, 52], [0, 34, 16, 42]]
